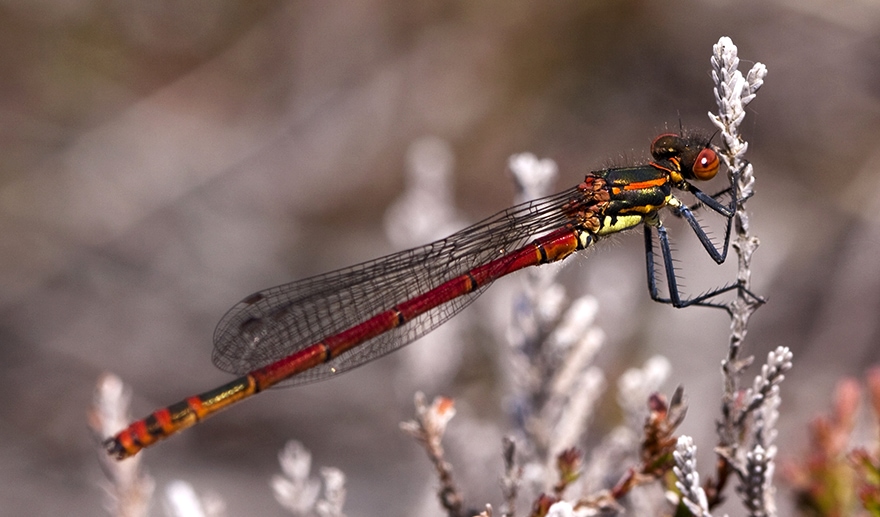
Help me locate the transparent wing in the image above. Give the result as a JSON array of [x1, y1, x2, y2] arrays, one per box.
[[212, 186, 583, 387]]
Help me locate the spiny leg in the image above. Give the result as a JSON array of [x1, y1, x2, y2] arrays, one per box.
[[643, 218, 739, 310], [668, 197, 732, 264]]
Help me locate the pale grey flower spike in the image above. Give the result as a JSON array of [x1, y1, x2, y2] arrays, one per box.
[[673, 436, 713, 517]]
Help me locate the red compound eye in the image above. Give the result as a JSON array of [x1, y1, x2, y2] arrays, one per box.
[[692, 147, 720, 180]]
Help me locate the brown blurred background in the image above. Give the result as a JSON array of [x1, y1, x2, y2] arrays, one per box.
[[3, 1, 880, 515]]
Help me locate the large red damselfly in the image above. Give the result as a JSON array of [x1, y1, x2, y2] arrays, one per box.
[[106, 132, 742, 459]]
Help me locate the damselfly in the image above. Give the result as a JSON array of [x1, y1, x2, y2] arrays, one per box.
[[106, 132, 742, 459]]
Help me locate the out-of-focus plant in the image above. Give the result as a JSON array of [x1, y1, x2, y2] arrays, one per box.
[[785, 368, 880, 517]]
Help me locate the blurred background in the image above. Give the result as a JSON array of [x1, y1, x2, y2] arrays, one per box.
[[3, 0, 880, 515]]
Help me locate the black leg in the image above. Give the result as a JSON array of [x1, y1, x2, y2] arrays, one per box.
[[643, 220, 742, 311], [670, 200, 732, 264], [642, 169, 764, 311], [678, 168, 741, 217]]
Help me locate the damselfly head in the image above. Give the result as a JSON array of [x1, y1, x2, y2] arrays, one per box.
[[650, 133, 719, 182]]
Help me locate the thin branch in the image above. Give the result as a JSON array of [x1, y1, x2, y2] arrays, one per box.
[[500, 436, 521, 517], [704, 36, 770, 510], [400, 392, 464, 517]]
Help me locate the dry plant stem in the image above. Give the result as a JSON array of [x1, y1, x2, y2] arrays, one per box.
[[705, 36, 768, 509], [501, 436, 520, 517], [429, 441, 464, 515], [400, 393, 464, 517], [609, 468, 651, 500], [425, 432, 462, 514]]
